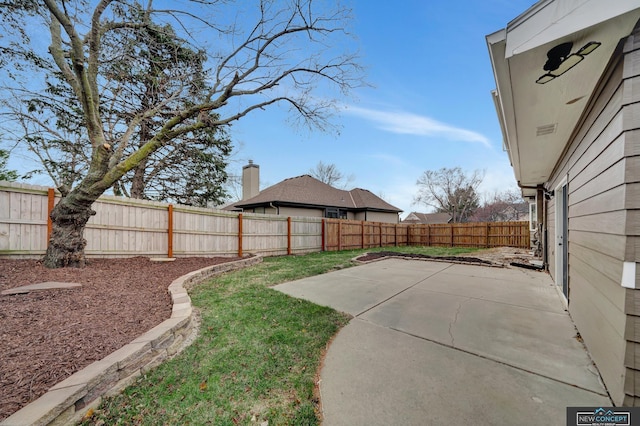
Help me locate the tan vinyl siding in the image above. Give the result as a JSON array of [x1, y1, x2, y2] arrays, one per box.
[[276, 206, 323, 218], [499, 18, 640, 407], [551, 56, 625, 181], [544, 36, 640, 404], [353, 211, 399, 223], [570, 184, 626, 218], [625, 129, 640, 157], [571, 266, 626, 402], [571, 229, 627, 261]]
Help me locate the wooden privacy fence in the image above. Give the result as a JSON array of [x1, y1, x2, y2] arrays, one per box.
[[324, 219, 530, 251], [0, 181, 530, 259], [0, 182, 322, 258]]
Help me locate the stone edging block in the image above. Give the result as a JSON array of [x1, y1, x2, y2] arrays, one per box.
[[0, 255, 263, 426]]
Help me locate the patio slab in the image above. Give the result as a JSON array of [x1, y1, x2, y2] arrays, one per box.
[[274, 258, 611, 425], [320, 319, 610, 426]]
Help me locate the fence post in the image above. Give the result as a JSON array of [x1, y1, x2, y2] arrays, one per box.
[[167, 204, 174, 258], [395, 224, 398, 247], [379, 222, 382, 247], [451, 225, 454, 247], [361, 220, 365, 249], [46, 188, 55, 244], [486, 222, 490, 248], [426, 225, 430, 247], [287, 217, 292, 255], [321, 219, 325, 251], [238, 213, 243, 257], [338, 220, 342, 251]]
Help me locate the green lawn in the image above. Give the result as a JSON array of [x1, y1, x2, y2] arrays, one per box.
[[82, 246, 476, 425]]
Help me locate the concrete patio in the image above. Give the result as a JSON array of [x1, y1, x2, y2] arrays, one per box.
[[274, 258, 611, 426]]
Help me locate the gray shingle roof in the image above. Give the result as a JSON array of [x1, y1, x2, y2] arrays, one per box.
[[402, 212, 452, 224], [233, 175, 401, 212]]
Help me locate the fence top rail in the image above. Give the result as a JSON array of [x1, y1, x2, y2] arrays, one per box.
[[0, 180, 52, 195], [417, 221, 528, 227]]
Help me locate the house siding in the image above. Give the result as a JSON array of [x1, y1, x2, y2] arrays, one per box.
[[277, 206, 324, 218], [545, 28, 640, 405], [353, 211, 399, 223], [240, 206, 399, 223], [622, 31, 640, 406]]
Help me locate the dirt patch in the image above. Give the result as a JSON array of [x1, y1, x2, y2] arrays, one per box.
[[0, 256, 240, 421], [355, 251, 495, 266], [355, 247, 539, 269]]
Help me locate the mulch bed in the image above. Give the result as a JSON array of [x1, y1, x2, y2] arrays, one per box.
[[0, 256, 240, 421]]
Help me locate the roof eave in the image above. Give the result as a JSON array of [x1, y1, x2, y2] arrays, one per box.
[[487, 1, 640, 194], [486, 30, 521, 184], [235, 200, 401, 213]]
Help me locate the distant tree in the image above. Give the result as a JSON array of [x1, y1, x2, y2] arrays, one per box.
[[220, 173, 243, 204], [309, 161, 354, 188], [0, 148, 18, 181], [470, 189, 527, 222], [414, 167, 484, 223]]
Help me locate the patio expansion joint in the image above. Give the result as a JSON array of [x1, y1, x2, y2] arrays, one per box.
[[354, 265, 454, 318], [384, 324, 612, 401]]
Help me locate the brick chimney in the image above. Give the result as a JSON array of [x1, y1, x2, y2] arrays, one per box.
[[242, 160, 259, 200]]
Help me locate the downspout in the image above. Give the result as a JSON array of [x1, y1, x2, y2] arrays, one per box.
[[269, 202, 279, 215]]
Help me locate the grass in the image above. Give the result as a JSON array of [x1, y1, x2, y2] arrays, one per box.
[[82, 246, 476, 425]]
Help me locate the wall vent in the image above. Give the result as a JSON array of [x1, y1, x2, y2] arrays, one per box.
[[536, 123, 557, 136]]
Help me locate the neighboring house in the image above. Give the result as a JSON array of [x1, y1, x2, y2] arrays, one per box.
[[225, 162, 402, 223], [468, 203, 530, 223], [401, 212, 452, 224], [487, 0, 640, 405]]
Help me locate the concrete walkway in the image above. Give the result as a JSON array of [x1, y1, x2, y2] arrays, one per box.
[[274, 258, 611, 426]]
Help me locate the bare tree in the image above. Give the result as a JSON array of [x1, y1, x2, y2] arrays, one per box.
[[469, 189, 527, 222], [414, 167, 484, 223], [309, 161, 354, 188], [1, 0, 363, 267]]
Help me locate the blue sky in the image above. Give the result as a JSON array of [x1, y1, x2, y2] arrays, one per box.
[[227, 0, 536, 217], [4, 0, 537, 218]]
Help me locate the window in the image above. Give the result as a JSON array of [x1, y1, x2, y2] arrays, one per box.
[[529, 202, 537, 231], [325, 208, 347, 219]]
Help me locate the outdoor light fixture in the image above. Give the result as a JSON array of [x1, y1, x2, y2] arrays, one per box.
[[536, 41, 601, 84]]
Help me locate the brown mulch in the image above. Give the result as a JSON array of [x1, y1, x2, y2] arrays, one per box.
[[0, 256, 240, 422]]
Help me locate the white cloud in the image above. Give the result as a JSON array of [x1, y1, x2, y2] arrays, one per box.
[[344, 105, 492, 147]]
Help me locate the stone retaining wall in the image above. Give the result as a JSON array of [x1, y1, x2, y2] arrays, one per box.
[[1, 255, 263, 426]]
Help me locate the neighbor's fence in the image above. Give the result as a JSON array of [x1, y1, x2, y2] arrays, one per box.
[[323, 219, 530, 251], [0, 181, 530, 259]]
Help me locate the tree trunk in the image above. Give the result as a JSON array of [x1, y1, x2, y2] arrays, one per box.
[[43, 188, 98, 268]]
